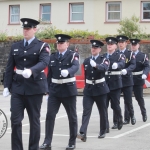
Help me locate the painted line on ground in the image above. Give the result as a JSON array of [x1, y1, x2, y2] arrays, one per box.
[[6, 123, 150, 139], [7, 111, 83, 130], [112, 123, 150, 138]]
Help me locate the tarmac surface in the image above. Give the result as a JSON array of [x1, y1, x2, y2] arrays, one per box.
[[0, 91, 150, 150]]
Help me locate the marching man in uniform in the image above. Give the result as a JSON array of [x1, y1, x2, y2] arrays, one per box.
[[40, 34, 79, 150], [77, 40, 110, 141], [124, 39, 150, 122], [103, 37, 125, 132], [112, 35, 136, 128], [3, 18, 50, 150]]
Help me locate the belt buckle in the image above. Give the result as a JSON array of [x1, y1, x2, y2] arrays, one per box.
[[92, 80, 95, 85], [108, 71, 111, 74]]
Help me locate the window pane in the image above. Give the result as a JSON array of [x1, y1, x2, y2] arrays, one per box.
[[143, 12, 150, 19], [42, 5, 51, 13], [11, 6, 19, 14], [108, 4, 120, 11], [72, 13, 83, 21], [72, 4, 83, 12], [108, 12, 120, 20], [42, 14, 50, 21], [11, 15, 19, 22], [143, 3, 150, 11]]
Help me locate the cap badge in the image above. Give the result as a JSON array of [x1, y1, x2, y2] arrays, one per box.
[[93, 42, 96, 45], [24, 21, 28, 24], [133, 40, 135, 43], [109, 39, 112, 42], [120, 37, 122, 39], [58, 37, 61, 40]]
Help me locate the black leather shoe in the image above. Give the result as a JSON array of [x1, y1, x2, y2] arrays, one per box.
[[66, 145, 75, 150], [98, 133, 106, 138], [123, 120, 130, 125], [106, 128, 110, 133], [118, 120, 123, 130], [111, 124, 118, 129], [77, 133, 87, 142], [143, 115, 147, 122], [131, 116, 136, 125], [39, 143, 51, 150]]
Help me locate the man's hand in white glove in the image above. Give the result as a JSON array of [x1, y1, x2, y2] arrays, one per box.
[[90, 59, 96, 67], [61, 70, 69, 77], [142, 74, 147, 79], [112, 62, 118, 69], [3, 88, 10, 97], [22, 69, 32, 78], [121, 69, 127, 75]]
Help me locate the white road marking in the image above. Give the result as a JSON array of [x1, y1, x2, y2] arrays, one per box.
[[112, 123, 150, 138], [5, 123, 150, 139], [7, 112, 83, 130]]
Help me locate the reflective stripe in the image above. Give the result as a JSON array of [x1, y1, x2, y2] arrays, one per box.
[[52, 77, 76, 84], [86, 78, 105, 84], [16, 69, 44, 75], [105, 71, 121, 75], [132, 71, 143, 75]]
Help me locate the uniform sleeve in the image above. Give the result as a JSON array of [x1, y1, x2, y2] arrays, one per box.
[[67, 52, 79, 76], [117, 54, 126, 69], [31, 43, 50, 78], [4, 44, 16, 89], [143, 54, 150, 76], [96, 58, 109, 72], [126, 52, 136, 73]]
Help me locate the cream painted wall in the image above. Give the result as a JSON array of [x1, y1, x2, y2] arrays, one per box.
[[0, 0, 150, 36]]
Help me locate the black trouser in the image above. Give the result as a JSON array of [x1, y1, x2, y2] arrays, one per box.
[[124, 85, 146, 120], [106, 89, 122, 129], [79, 94, 107, 135], [113, 86, 134, 124], [11, 93, 43, 150], [44, 95, 77, 146]]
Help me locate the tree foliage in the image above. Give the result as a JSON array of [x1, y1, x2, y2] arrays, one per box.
[[117, 15, 146, 38]]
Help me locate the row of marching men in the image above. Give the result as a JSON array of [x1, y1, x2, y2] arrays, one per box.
[[2, 17, 149, 150]]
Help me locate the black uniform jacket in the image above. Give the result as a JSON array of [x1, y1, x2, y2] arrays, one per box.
[[4, 38, 50, 95], [133, 51, 149, 86], [47, 50, 79, 97], [103, 51, 125, 91], [117, 49, 136, 87], [83, 55, 110, 96]]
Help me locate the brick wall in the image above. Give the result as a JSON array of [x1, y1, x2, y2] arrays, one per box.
[[0, 41, 150, 85]]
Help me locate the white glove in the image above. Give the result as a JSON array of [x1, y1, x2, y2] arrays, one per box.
[[121, 69, 127, 75], [142, 74, 147, 79], [90, 59, 96, 67], [22, 69, 32, 78], [112, 63, 118, 69], [3, 88, 10, 97], [61, 70, 69, 77]]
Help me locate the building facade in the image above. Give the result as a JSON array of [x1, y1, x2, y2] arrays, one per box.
[[0, 0, 150, 36]]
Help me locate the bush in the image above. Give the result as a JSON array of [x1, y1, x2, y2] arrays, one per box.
[[117, 15, 146, 38]]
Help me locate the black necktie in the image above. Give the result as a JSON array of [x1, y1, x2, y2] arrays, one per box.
[[25, 41, 28, 47], [59, 53, 62, 60], [92, 57, 95, 61]]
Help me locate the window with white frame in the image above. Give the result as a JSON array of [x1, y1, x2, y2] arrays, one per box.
[[40, 4, 51, 22], [70, 3, 84, 22], [106, 2, 121, 22], [9, 5, 20, 24], [142, 2, 150, 20]]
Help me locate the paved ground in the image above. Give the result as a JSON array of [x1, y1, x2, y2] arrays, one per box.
[[0, 94, 150, 150]]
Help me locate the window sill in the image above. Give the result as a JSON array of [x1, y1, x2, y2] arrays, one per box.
[[68, 22, 85, 24], [8, 23, 20, 25], [140, 21, 150, 23], [104, 21, 120, 24]]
